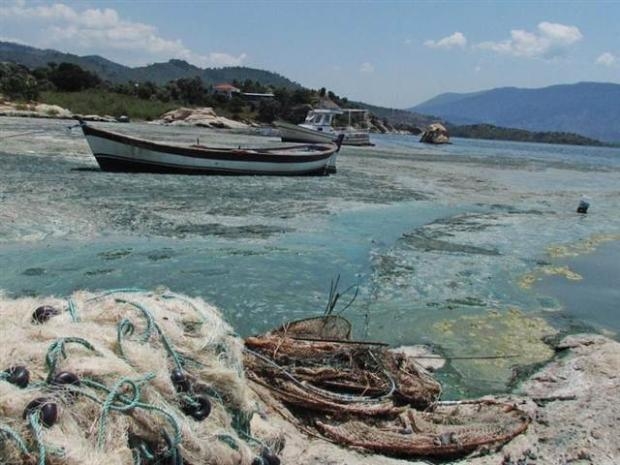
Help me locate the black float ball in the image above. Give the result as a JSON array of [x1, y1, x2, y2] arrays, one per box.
[[170, 369, 191, 393], [52, 371, 81, 387], [4, 365, 30, 388], [261, 447, 281, 465], [182, 395, 211, 421], [23, 397, 59, 428], [32, 305, 61, 324]]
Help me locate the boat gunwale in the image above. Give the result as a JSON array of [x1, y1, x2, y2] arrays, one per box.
[[82, 123, 337, 163]]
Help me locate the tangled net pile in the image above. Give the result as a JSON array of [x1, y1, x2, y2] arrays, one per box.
[[0, 289, 271, 465], [245, 315, 531, 458]]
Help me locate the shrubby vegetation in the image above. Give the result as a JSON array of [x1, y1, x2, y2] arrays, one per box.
[[0, 60, 362, 123], [449, 123, 604, 146], [0, 62, 39, 100]]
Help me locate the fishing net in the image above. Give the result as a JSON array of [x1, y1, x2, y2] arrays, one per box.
[[0, 290, 266, 465], [244, 314, 442, 413], [315, 401, 531, 457], [271, 315, 352, 340], [244, 316, 530, 459]]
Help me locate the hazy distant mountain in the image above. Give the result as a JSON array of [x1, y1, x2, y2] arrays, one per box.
[[0, 41, 301, 89], [411, 83, 620, 142]]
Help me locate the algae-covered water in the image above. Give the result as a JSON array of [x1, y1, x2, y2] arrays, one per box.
[[2, 117, 620, 398]]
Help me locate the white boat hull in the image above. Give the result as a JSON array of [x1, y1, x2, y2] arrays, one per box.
[[81, 124, 337, 176], [275, 121, 372, 147]]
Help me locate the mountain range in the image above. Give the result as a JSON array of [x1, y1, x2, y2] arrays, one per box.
[[411, 83, 620, 143], [0, 41, 301, 89]]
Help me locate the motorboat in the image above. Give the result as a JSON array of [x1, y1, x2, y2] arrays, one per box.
[[275, 108, 373, 146]]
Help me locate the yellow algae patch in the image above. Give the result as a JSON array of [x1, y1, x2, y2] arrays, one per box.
[[432, 308, 556, 386], [547, 234, 620, 258], [518, 273, 538, 289], [519, 265, 582, 289]]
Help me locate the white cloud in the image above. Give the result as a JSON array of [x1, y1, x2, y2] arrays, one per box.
[[0, 35, 28, 45], [477, 22, 582, 59], [0, 1, 246, 67], [424, 32, 467, 50], [360, 62, 374, 73], [596, 52, 617, 67]]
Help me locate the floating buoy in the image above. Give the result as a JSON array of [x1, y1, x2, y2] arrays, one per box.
[[181, 395, 211, 421], [23, 398, 59, 427], [3, 365, 30, 388], [577, 195, 590, 214], [32, 305, 61, 324]]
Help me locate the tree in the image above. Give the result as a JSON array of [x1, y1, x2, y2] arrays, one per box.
[[136, 81, 157, 100], [0, 62, 39, 100], [48, 62, 101, 91], [175, 76, 206, 105], [257, 99, 281, 123], [227, 95, 245, 118]]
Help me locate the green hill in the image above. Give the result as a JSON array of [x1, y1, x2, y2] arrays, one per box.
[[0, 41, 301, 89]]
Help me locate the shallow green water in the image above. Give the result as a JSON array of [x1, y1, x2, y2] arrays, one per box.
[[2, 117, 620, 398]]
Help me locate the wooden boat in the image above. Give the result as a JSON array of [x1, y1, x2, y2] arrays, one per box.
[[78, 120, 343, 175]]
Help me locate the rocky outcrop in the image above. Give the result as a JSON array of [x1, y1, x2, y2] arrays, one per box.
[[156, 107, 249, 129], [420, 122, 450, 144], [463, 334, 620, 465], [0, 100, 73, 119]]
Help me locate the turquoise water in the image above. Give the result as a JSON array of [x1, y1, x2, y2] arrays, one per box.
[[2, 117, 620, 397], [536, 240, 620, 335]]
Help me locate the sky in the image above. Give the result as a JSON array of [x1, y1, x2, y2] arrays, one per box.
[[1, 0, 619, 108]]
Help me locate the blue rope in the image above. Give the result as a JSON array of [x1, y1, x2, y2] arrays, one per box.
[[45, 337, 96, 382], [116, 318, 135, 361], [115, 299, 184, 371], [66, 298, 79, 323], [0, 422, 30, 455], [115, 298, 156, 343], [75, 375, 183, 456], [162, 293, 208, 322], [27, 411, 46, 465], [96, 377, 144, 448]]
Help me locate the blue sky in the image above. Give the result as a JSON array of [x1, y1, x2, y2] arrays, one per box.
[[1, 0, 619, 107]]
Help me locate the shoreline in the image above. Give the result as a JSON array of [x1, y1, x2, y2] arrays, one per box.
[[1, 289, 616, 464], [1, 102, 614, 147], [256, 332, 619, 464]]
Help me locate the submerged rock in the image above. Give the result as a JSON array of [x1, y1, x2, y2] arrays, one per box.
[[420, 123, 450, 144]]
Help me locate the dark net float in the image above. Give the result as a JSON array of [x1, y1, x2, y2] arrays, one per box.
[[31, 305, 61, 324], [23, 397, 59, 428], [3, 365, 30, 388]]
